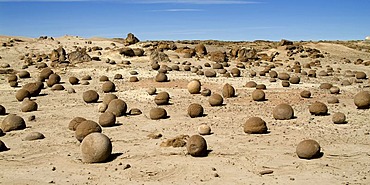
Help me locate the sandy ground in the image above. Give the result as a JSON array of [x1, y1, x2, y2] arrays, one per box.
[[0, 35, 370, 185]]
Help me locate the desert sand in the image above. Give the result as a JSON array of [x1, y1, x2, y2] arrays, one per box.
[[0, 34, 370, 185]]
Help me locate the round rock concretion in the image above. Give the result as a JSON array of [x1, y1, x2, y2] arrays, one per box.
[[244, 117, 268, 134], [354, 91, 370, 109], [80, 133, 112, 163], [187, 103, 204, 118], [149, 107, 167, 120], [83, 90, 99, 103], [273, 103, 294, 120], [209, 93, 223, 106], [75, 120, 102, 142], [296, 139, 321, 159], [106, 99, 127, 117], [186, 135, 207, 157], [1, 114, 26, 132]]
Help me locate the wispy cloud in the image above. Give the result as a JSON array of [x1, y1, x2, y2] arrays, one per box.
[[150, 8, 204, 12]]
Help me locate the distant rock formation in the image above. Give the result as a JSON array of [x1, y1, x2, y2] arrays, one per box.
[[125, 33, 140, 45], [366, 36, 370, 41], [68, 48, 92, 64]]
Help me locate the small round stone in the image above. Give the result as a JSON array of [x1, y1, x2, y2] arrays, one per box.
[[309, 101, 328, 115], [149, 107, 167, 120], [244, 117, 268, 134], [83, 90, 99, 103], [186, 135, 207, 157], [21, 99, 38, 112], [99, 112, 116, 127], [187, 80, 201, 94], [106, 99, 127, 117], [102, 81, 116, 93], [68, 117, 86, 131], [75, 120, 102, 142], [198, 124, 211, 135], [354, 91, 370, 109], [147, 87, 157, 95], [222, 83, 235, 98], [187, 103, 204, 118], [332, 112, 346, 124], [300, 90, 311, 98], [208, 93, 223, 106], [252, 89, 265, 101], [296, 139, 321, 159], [273, 103, 294, 120], [1, 114, 26, 132], [24, 132, 45, 141]]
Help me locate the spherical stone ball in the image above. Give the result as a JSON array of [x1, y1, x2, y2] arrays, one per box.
[[155, 72, 168, 82], [186, 135, 207, 157], [332, 112, 346, 124], [21, 99, 38, 112], [18, 70, 31, 78], [198, 124, 211, 135], [281, 80, 290, 87], [80, 133, 112, 163], [273, 103, 294, 120], [147, 87, 157, 95], [278, 72, 290, 80], [129, 76, 139, 82], [51, 84, 64, 91], [99, 111, 116, 127], [204, 70, 217, 77], [151, 63, 160, 70], [187, 80, 201, 94], [208, 93, 223, 106], [289, 76, 300, 84], [102, 81, 115, 93], [296, 139, 321, 159], [114, 74, 123, 79], [106, 99, 127, 117], [39, 68, 53, 81], [75, 120, 102, 142], [244, 117, 268, 134], [9, 81, 18, 87], [256, 84, 266, 90], [0, 105, 5, 115], [99, 75, 109, 82], [69, 76, 79, 85], [230, 68, 241, 77], [81, 75, 92, 80], [7, 74, 18, 82], [201, 89, 211, 96], [0, 140, 8, 152], [246, 81, 257, 88], [154, 92, 170, 105], [98, 103, 108, 113], [327, 96, 339, 104], [354, 91, 370, 109], [149, 107, 167, 120], [269, 71, 278, 78], [83, 90, 99, 103], [23, 82, 43, 97], [188, 103, 204, 118], [68, 117, 86, 131], [1, 114, 26, 132], [355, 71, 367, 79], [329, 86, 340, 94], [319, 83, 333, 90], [222, 83, 235, 98], [309, 101, 328, 115], [252, 89, 265, 101], [102, 94, 118, 105], [46, 73, 61, 87], [300, 90, 311, 98]]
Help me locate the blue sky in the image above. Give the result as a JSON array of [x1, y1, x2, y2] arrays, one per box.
[[0, 0, 369, 41]]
